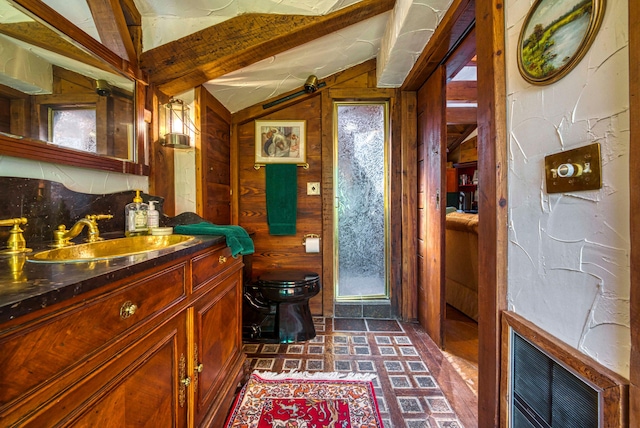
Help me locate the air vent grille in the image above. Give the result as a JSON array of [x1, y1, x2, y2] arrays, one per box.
[[512, 332, 599, 428]]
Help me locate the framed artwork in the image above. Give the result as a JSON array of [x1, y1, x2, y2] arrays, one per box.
[[255, 120, 306, 166], [517, 0, 605, 85]]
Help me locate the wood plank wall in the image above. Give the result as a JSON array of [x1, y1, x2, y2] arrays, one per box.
[[232, 62, 398, 316], [235, 96, 324, 314], [195, 87, 231, 224]]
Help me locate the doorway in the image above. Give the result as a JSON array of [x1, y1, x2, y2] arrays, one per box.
[[443, 40, 480, 393], [333, 102, 389, 301], [415, 18, 481, 398], [403, 0, 508, 424]]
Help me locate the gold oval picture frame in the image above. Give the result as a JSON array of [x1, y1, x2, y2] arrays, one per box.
[[517, 0, 606, 85]]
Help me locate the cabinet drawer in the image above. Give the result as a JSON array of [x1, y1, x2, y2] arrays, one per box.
[[191, 245, 238, 291], [0, 264, 186, 409]]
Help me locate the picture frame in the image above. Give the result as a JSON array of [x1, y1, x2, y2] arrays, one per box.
[[517, 0, 605, 85], [254, 120, 306, 166]]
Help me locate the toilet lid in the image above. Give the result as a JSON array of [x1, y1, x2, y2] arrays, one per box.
[[258, 270, 320, 287]]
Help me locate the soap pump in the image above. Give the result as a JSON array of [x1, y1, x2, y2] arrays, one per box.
[[125, 190, 149, 236], [147, 200, 160, 229]]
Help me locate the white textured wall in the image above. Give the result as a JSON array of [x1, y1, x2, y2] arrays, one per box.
[[377, 0, 452, 87], [173, 90, 198, 214], [174, 149, 197, 214], [506, 0, 630, 377], [0, 155, 148, 194]]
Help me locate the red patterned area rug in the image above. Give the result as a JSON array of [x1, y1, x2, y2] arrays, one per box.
[[225, 371, 383, 427]]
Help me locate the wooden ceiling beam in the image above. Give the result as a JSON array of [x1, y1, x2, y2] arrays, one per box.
[[447, 106, 477, 124], [445, 26, 476, 81], [447, 124, 476, 152], [86, 0, 138, 65], [118, 0, 142, 59], [447, 81, 477, 103], [0, 21, 114, 73], [142, 0, 395, 96], [119, 0, 141, 25], [12, 0, 138, 78]]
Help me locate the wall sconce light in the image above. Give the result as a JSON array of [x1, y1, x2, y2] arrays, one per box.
[[304, 75, 319, 93], [161, 98, 193, 149], [95, 79, 112, 97]]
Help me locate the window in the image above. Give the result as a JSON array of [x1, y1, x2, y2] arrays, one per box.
[[50, 107, 97, 153]]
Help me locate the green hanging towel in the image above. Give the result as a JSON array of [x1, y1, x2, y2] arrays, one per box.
[[265, 163, 298, 235]]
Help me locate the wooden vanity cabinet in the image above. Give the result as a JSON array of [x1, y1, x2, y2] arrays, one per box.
[[0, 243, 244, 427], [191, 266, 243, 427]]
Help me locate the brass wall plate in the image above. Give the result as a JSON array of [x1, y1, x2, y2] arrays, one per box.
[[544, 143, 601, 193]]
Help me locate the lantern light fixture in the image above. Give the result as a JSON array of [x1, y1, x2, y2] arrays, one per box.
[[161, 98, 198, 149]]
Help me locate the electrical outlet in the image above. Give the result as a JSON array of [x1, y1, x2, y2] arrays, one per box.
[[307, 182, 320, 195]]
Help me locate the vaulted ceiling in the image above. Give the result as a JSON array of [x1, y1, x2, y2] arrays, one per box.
[[36, 0, 476, 147]]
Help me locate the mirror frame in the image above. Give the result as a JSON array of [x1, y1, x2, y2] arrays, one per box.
[[0, 0, 148, 175]]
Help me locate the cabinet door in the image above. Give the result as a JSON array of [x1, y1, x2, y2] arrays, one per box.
[[23, 312, 189, 428], [192, 269, 244, 427]]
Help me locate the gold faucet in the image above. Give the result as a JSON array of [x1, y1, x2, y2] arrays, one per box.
[[0, 217, 31, 254], [52, 214, 113, 248]]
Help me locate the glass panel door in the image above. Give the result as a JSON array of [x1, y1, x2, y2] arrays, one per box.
[[334, 102, 388, 300]]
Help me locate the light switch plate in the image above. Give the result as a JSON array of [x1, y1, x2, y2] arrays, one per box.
[[307, 182, 321, 195], [545, 143, 601, 193]]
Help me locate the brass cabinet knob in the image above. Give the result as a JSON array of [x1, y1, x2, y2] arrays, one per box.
[[180, 376, 191, 387], [119, 301, 138, 319], [196, 363, 204, 373], [219, 255, 227, 264]]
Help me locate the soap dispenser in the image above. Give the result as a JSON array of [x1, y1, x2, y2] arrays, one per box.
[[147, 200, 160, 230], [125, 190, 149, 236]]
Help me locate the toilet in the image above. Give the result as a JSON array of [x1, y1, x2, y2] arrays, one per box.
[[243, 268, 320, 343]]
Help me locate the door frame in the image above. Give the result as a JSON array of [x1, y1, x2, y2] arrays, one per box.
[[332, 101, 391, 302], [320, 83, 401, 317], [416, 66, 447, 346], [475, 1, 508, 426], [401, 0, 507, 425]]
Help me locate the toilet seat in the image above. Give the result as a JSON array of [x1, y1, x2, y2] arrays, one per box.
[[257, 270, 320, 303], [258, 270, 320, 288]]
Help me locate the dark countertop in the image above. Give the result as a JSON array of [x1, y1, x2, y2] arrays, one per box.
[[0, 234, 226, 325]]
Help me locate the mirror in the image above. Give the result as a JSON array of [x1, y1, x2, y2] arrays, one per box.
[[0, 0, 143, 171]]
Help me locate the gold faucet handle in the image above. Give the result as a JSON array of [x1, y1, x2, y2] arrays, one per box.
[[86, 214, 114, 223], [0, 217, 27, 228], [85, 214, 113, 242], [0, 217, 31, 254]]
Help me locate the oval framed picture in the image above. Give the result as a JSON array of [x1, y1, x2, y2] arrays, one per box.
[[517, 0, 606, 85]]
